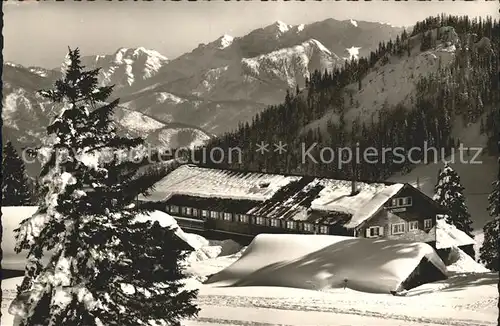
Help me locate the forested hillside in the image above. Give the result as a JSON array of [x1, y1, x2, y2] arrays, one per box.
[[193, 15, 499, 182]]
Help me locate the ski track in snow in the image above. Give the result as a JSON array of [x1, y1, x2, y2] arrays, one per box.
[[184, 304, 493, 326]]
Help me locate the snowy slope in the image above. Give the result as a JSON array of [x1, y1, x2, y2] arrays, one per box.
[[165, 38, 342, 105], [4, 18, 403, 138], [305, 26, 460, 132], [115, 38, 340, 133], [80, 47, 169, 89], [144, 18, 386, 90], [1, 64, 211, 177], [106, 19, 402, 134]]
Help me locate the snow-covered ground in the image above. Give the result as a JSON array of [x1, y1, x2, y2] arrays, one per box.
[[204, 234, 449, 293], [180, 234, 497, 326], [2, 211, 497, 326]]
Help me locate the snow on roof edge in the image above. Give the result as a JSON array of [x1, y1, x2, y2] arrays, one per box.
[[344, 183, 405, 229], [435, 219, 476, 249], [144, 165, 410, 226]]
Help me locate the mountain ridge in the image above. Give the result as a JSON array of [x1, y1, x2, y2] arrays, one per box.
[[3, 17, 408, 176]]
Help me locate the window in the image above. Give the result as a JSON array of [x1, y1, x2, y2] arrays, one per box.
[[255, 217, 265, 225], [238, 214, 249, 223], [223, 212, 233, 221], [319, 225, 329, 234], [170, 205, 179, 214], [185, 207, 193, 216], [269, 219, 280, 227], [408, 220, 419, 231], [391, 223, 405, 235], [286, 221, 296, 229], [210, 211, 218, 219], [192, 208, 199, 217], [302, 223, 314, 232], [201, 210, 209, 218], [366, 226, 383, 238], [389, 197, 413, 208], [424, 219, 432, 229], [165, 205, 170, 213]]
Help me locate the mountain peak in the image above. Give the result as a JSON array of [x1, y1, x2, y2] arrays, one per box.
[[274, 20, 291, 33], [217, 34, 234, 49], [113, 47, 168, 62], [307, 39, 333, 55], [5, 61, 22, 68]]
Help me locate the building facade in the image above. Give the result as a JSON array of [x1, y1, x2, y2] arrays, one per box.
[[142, 164, 474, 252]]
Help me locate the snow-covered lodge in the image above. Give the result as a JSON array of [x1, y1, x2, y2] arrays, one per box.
[[142, 165, 475, 256]]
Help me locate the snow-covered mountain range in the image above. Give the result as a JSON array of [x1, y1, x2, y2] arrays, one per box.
[[3, 18, 403, 149], [80, 47, 169, 89], [2, 18, 403, 161]]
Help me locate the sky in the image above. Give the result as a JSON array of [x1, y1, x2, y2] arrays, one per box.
[[4, 0, 498, 68]]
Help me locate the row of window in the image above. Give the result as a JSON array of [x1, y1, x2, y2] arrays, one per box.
[[366, 218, 433, 238], [165, 205, 330, 233], [388, 196, 413, 208]]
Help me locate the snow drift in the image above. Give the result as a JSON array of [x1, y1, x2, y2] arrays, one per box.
[[446, 247, 490, 274], [206, 234, 448, 293]]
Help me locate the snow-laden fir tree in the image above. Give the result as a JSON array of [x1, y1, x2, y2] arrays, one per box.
[[479, 176, 500, 271], [9, 48, 199, 326], [479, 157, 500, 272], [2, 141, 33, 205], [433, 163, 474, 238]]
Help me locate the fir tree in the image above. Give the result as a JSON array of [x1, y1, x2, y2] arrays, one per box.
[[479, 130, 500, 272], [9, 48, 199, 326], [433, 163, 474, 238], [479, 175, 500, 271], [2, 141, 33, 206]]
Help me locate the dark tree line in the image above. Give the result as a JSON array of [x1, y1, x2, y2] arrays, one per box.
[[189, 14, 498, 183], [2, 141, 36, 206]]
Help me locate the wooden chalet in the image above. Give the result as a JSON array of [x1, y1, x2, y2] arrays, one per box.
[[140, 164, 475, 256]]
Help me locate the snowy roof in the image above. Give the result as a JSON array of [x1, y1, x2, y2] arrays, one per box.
[[206, 233, 448, 293], [311, 181, 404, 228], [247, 177, 323, 220], [434, 219, 476, 249], [144, 165, 406, 227], [134, 210, 198, 250], [143, 165, 302, 202]]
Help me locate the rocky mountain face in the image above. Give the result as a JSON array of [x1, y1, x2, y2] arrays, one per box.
[[80, 47, 169, 89], [3, 18, 403, 175], [111, 19, 403, 133], [2, 63, 210, 176]]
